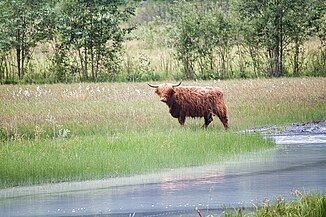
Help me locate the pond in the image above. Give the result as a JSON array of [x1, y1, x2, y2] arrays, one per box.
[[1, 121, 325, 217]]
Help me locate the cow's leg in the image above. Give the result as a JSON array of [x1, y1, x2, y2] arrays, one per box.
[[203, 112, 213, 128], [178, 116, 186, 126]]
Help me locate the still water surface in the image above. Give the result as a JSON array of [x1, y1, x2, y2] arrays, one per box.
[[1, 122, 325, 217]]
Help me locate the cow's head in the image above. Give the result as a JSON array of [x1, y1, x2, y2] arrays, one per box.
[[148, 81, 182, 103]]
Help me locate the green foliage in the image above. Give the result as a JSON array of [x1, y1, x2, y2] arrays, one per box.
[[170, 1, 234, 79], [235, 0, 325, 77], [145, 0, 325, 80], [0, 0, 55, 80], [53, 0, 136, 82], [0, 0, 325, 84], [0, 0, 137, 83]]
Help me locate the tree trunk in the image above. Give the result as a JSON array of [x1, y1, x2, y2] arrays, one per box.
[[268, 48, 279, 77], [279, 11, 283, 76], [21, 18, 26, 80], [274, 48, 280, 77], [249, 46, 256, 76], [78, 48, 86, 79], [90, 22, 95, 81], [84, 47, 88, 79], [221, 50, 226, 79], [209, 49, 214, 71], [95, 50, 100, 79], [183, 54, 194, 79], [90, 45, 94, 81], [293, 36, 300, 76], [16, 29, 21, 80]]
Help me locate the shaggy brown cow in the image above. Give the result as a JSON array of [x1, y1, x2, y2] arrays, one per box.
[[148, 81, 228, 129]]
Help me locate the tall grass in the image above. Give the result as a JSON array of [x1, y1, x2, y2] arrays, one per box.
[[0, 77, 325, 188], [0, 130, 272, 188], [1, 77, 325, 139], [222, 191, 326, 217]]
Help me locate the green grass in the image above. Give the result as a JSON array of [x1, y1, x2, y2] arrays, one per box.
[[0, 130, 273, 188], [0, 77, 325, 188], [221, 191, 326, 217]]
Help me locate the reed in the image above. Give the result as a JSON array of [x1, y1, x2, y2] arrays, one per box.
[[222, 191, 326, 217]]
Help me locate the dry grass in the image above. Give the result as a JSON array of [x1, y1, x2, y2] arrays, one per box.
[[0, 77, 325, 140]]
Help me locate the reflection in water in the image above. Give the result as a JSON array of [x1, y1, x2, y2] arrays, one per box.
[[160, 170, 225, 191], [1, 122, 325, 217]]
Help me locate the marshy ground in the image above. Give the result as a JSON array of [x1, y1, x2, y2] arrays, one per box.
[[0, 77, 325, 188]]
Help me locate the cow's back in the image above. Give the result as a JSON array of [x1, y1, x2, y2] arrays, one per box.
[[173, 86, 223, 117]]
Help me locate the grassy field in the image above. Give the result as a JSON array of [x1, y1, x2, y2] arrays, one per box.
[[221, 191, 326, 217], [0, 77, 325, 188]]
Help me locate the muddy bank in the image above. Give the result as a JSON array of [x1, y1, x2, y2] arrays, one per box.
[[281, 120, 326, 134], [247, 120, 325, 134]]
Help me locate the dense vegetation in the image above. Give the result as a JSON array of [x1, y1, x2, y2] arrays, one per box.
[[0, 0, 325, 84]]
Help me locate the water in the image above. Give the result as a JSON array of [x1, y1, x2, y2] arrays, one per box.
[[1, 121, 325, 217]]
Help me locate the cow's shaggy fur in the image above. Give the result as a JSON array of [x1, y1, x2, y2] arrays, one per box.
[[150, 83, 228, 129]]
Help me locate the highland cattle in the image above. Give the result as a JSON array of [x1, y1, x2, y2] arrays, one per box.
[[148, 81, 228, 129]]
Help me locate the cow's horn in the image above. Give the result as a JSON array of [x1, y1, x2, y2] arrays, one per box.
[[147, 83, 159, 88], [172, 81, 182, 87]]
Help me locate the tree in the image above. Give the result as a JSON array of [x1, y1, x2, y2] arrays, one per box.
[[236, 0, 281, 77], [171, 1, 234, 79], [0, 0, 55, 80], [170, 1, 198, 79], [54, 0, 136, 82], [235, 0, 324, 77], [306, 0, 326, 75]]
